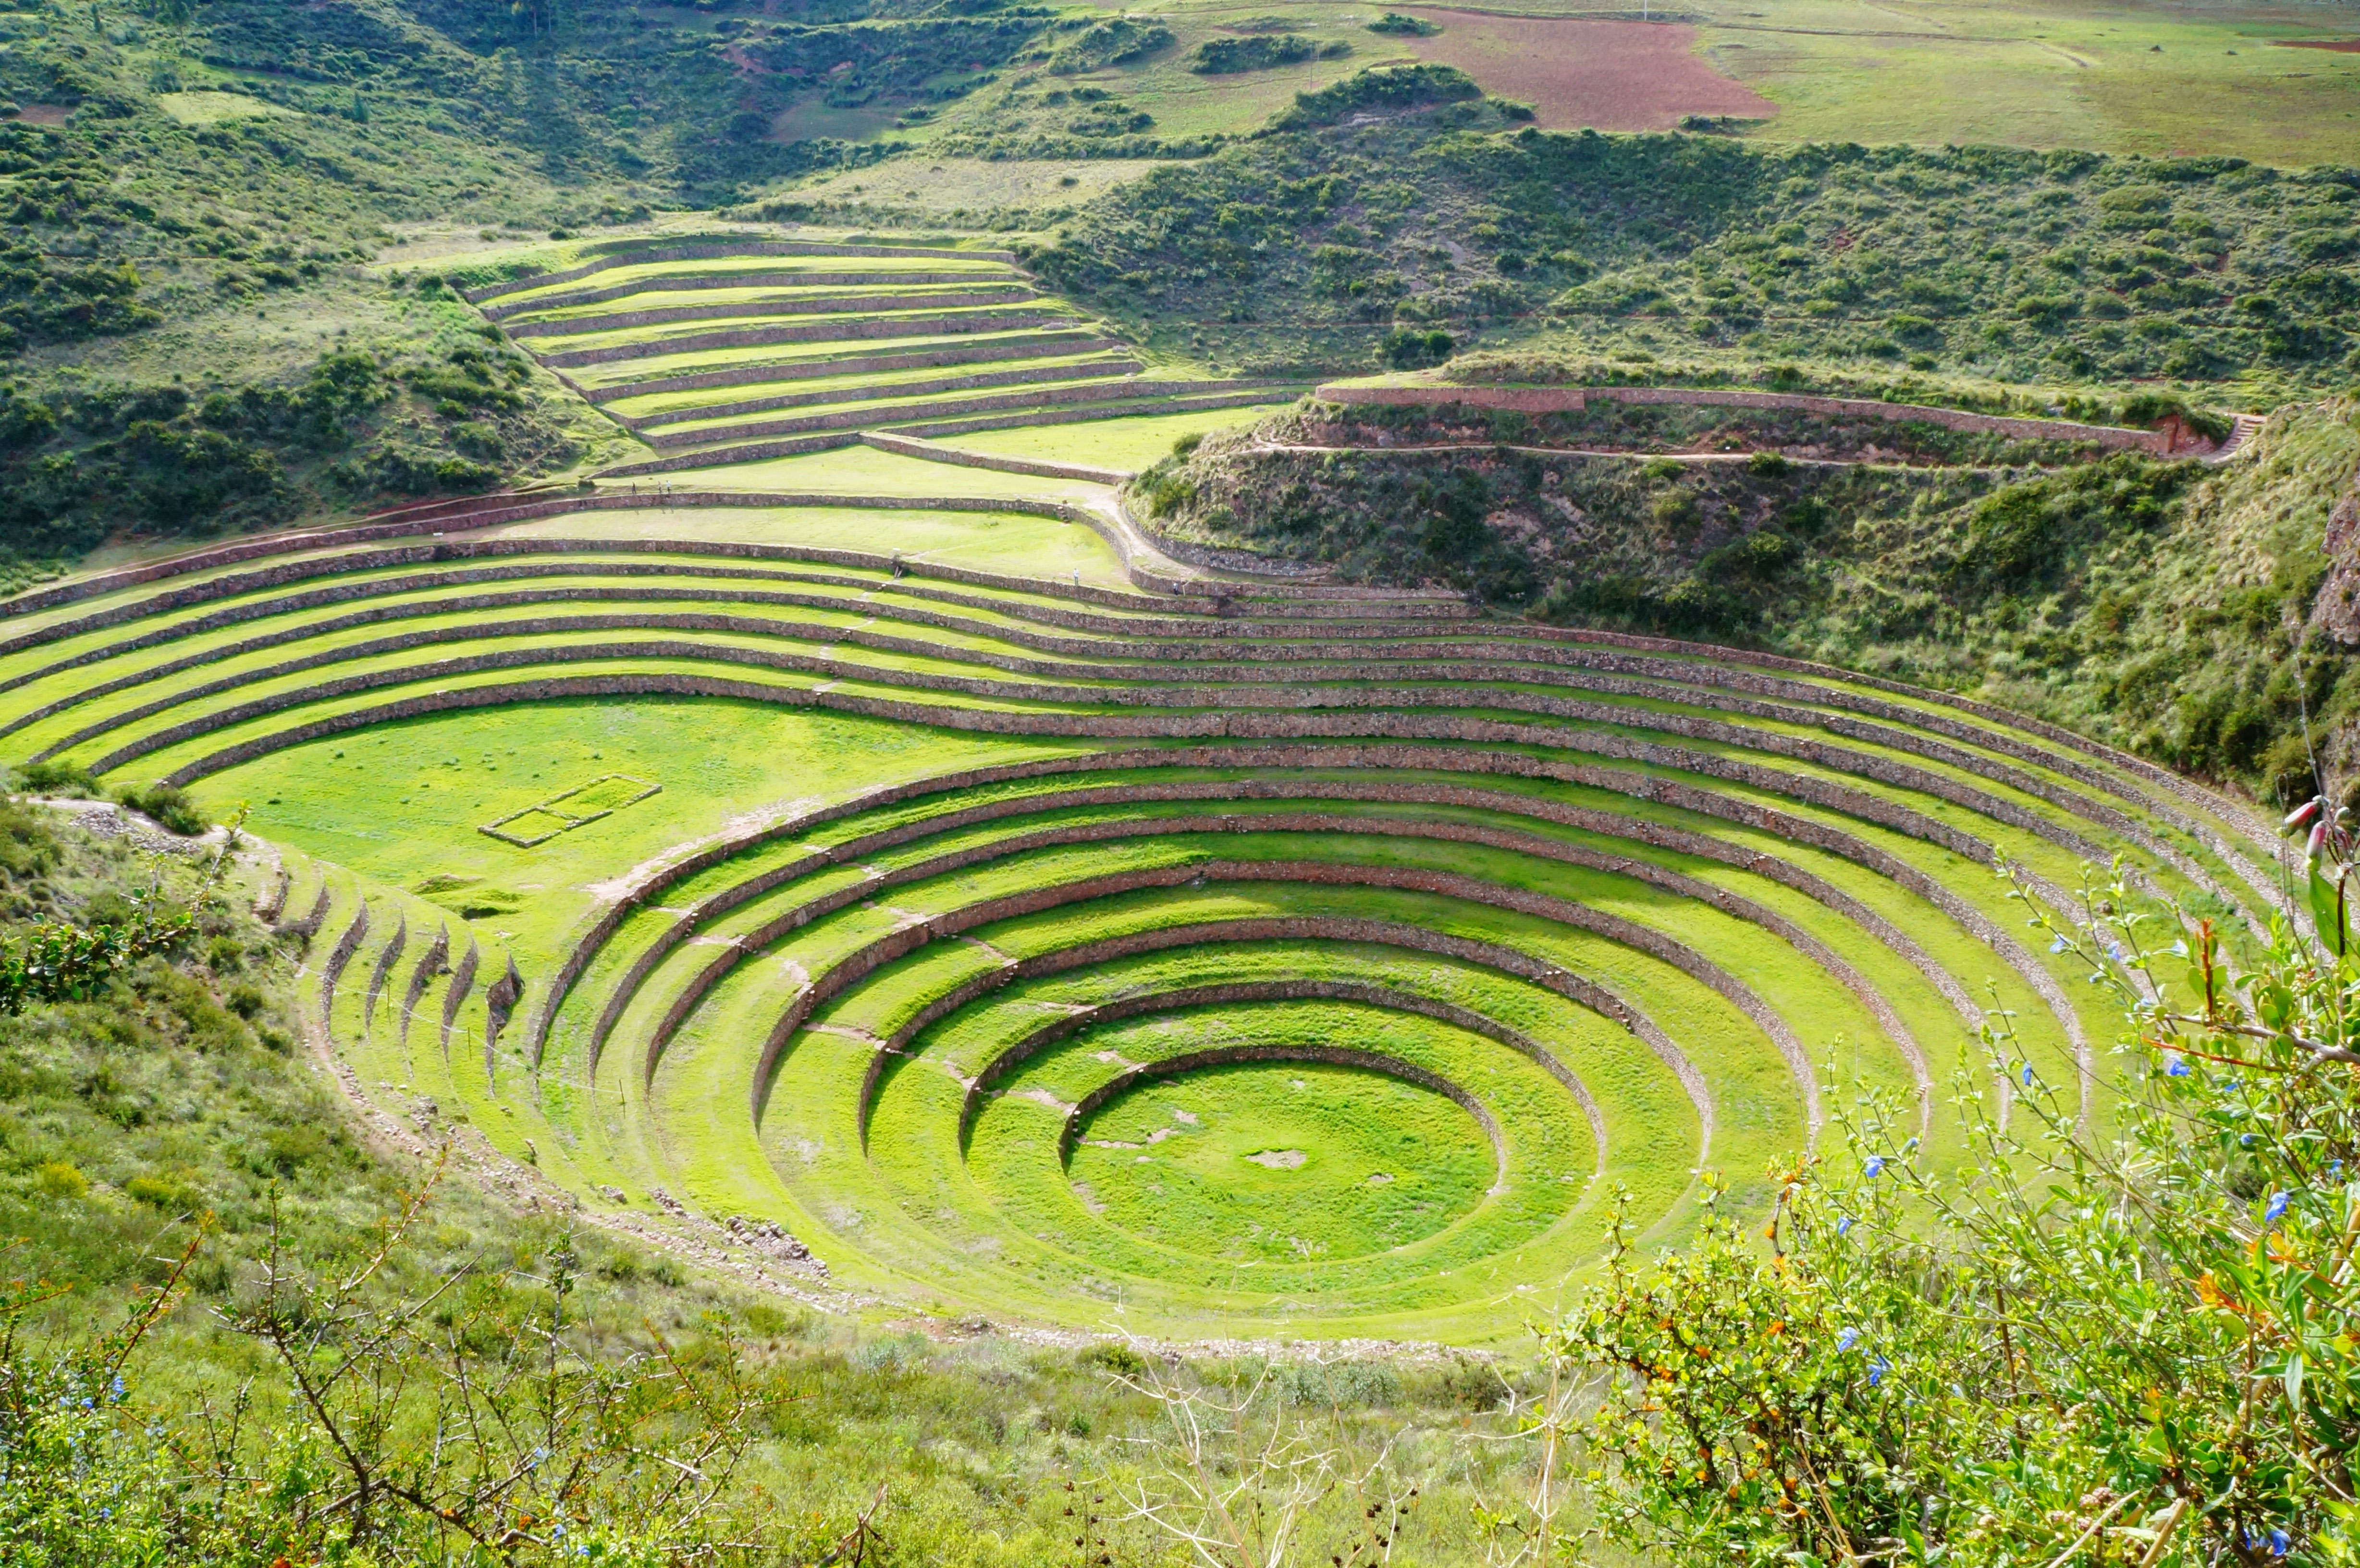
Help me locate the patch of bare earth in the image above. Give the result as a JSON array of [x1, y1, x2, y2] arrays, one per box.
[[1399, 13, 1777, 130]]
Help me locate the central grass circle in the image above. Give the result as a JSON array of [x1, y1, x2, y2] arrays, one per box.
[[1066, 1059, 1496, 1265]]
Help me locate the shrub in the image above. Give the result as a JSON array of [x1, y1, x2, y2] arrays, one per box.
[[2120, 390, 2236, 441], [117, 783, 205, 836], [14, 758, 94, 796], [33, 1160, 87, 1199], [1269, 63, 1480, 129], [1366, 12, 1439, 34], [1191, 34, 1319, 74], [1544, 855, 2360, 1568], [1079, 1342, 1148, 1377], [1379, 327, 1453, 369], [1045, 16, 1172, 72]]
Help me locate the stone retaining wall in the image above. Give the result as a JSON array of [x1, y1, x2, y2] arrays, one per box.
[[484, 269, 1006, 319], [1313, 382, 2177, 454], [536, 310, 1068, 369], [1053, 1018, 1511, 1160], [889, 387, 1294, 441], [0, 495, 1298, 630], [627, 360, 1137, 433], [1541, 624, 2280, 856], [744, 856, 1782, 1128], [642, 377, 1218, 449], [5, 547, 1436, 693], [530, 741, 2076, 1084], [627, 805, 1912, 1108], [509, 287, 1038, 341], [363, 915, 406, 1035], [101, 630, 2125, 894], [859, 430, 1131, 485], [439, 941, 479, 1054], [319, 899, 370, 1021], [11, 529, 2229, 924], [598, 434, 859, 475], [65, 612, 2195, 901], [577, 333, 1121, 403], [400, 924, 448, 1047], [1005, 919, 1684, 1139], [568, 769, 1983, 1088]]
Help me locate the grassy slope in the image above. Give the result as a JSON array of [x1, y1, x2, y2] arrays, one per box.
[[0, 0, 1071, 573], [0, 797, 1547, 1564]]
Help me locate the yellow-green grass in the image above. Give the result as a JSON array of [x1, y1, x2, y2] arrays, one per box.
[[776, 158, 1172, 213], [562, 328, 1113, 392], [503, 281, 1036, 328], [1069, 1054, 1502, 1264], [46, 615, 2227, 926], [488, 254, 1024, 310], [0, 497, 2283, 1342], [637, 448, 1120, 513], [152, 90, 301, 125], [638, 373, 1196, 438], [604, 353, 1141, 423], [931, 404, 1300, 469], [527, 302, 1076, 357], [1677, 0, 2360, 164]]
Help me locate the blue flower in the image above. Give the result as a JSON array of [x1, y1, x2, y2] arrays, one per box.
[[2265, 1191, 2290, 1223], [99, 1508, 110, 1521], [2171, 939, 2189, 957], [1836, 1327, 1861, 1352], [79, 1397, 91, 1409], [2021, 1064, 2036, 1087], [108, 1376, 123, 1404], [1864, 1155, 1886, 1178], [1868, 1355, 1890, 1388], [2241, 1133, 2257, 1149], [2270, 1530, 2290, 1558], [2162, 1051, 2191, 1078], [2331, 1159, 2345, 1178], [1836, 1214, 1853, 1237], [553, 1524, 566, 1540], [2103, 938, 2125, 961], [2049, 935, 2068, 954]]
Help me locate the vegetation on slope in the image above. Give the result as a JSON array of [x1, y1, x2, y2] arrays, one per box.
[[0, 0, 1057, 574], [1031, 66, 2360, 393], [1137, 395, 2360, 803], [1556, 855, 2358, 1568], [0, 795, 1568, 1565]]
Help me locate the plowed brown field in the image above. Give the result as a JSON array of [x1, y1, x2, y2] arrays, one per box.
[[1400, 12, 1778, 130]]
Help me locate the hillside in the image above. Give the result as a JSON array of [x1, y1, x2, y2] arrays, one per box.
[[1028, 67, 2360, 393], [1132, 389, 2360, 803], [0, 8, 2355, 1564]]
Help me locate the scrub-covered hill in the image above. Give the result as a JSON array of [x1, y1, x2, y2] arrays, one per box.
[[1133, 390, 2360, 803], [1028, 65, 2360, 393]]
